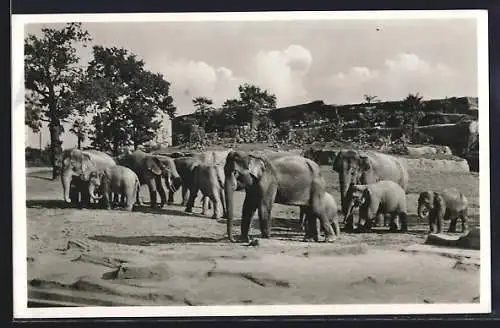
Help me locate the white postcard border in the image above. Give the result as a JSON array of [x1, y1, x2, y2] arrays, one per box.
[[12, 10, 491, 318]]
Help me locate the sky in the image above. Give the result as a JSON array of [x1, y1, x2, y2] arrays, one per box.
[[23, 17, 479, 149]]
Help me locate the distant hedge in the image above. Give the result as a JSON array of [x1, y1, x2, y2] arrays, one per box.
[[25, 147, 52, 167]]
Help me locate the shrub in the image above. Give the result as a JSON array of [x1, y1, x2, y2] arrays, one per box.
[[410, 130, 433, 144], [25, 147, 52, 167]]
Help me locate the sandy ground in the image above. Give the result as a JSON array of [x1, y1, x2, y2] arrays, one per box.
[[25, 166, 481, 307]]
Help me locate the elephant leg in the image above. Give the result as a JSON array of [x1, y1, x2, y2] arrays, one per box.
[[185, 187, 199, 213], [436, 209, 447, 234], [240, 193, 259, 242], [436, 215, 443, 234], [201, 196, 209, 216], [155, 176, 167, 208], [167, 190, 175, 205], [219, 188, 226, 219], [399, 212, 408, 232], [112, 193, 119, 207], [257, 186, 277, 239], [103, 191, 112, 210], [389, 213, 399, 232], [331, 216, 341, 237], [136, 186, 143, 206], [344, 213, 355, 232], [69, 179, 80, 207], [146, 179, 159, 208], [428, 213, 436, 233], [80, 184, 91, 209], [375, 213, 384, 227], [460, 212, 469, 233], [303, 210, 319, 242], [209, 193, 222, 219], [311, 195, 335, 242], [181, 186, 189, 206], [298, 206, 306, 231], [448, 217, 458, 233], [125, 192, 134, 212]]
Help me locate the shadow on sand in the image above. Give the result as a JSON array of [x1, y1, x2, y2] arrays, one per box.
[[26, 199, 76, 209], [25, 200, 208, 219], [88, 234, 225, 246], [131, 205, 205, 218]]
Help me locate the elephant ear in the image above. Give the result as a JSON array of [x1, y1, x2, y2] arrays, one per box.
[[148, 157, 164, 176], [63, 156, 70, 166], [81, 153, 96, 173], [361, 188, 371, 205], [359, 155, 371, 171], [332, 152, 344, 172], [248, 157, 265, 181]]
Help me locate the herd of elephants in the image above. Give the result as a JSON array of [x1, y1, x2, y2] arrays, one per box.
[[59, 147, 470, 243]]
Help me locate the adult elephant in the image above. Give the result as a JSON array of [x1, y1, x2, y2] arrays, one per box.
[[60, 148, 117, 206], [118, 150, 182, 208], [333, 150, 409, 217], [224, 151, 337, 243]]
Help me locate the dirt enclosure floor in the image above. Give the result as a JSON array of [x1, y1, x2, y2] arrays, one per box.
[[25, 164, 481, 307]]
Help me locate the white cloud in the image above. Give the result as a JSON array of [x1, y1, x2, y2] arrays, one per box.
[[249, 44, 313, 106], [385, 52, 431, 73], [328, 66, 379, 88], [325, 52, 458, 104], [283, 44, 313, 72], [162, 44, 315, 112], [162, 60, 241, 115]]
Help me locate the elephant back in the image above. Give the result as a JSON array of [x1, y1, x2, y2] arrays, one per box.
[[441, 187, 468, 210], [83, 150, 116, 168], [363, 151, 409, 191]]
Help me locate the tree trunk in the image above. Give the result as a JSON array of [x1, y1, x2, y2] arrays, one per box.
[[77, 137, 81, 149], [49, 121, 63, 180]]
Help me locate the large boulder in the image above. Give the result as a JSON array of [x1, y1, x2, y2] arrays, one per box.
[[424, 227, 480, 250], [406, 146, 437, 156], [398, 157, 470, 173]]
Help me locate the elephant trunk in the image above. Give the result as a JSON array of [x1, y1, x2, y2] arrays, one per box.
[[172, 176, 182, 192], [224, 174, 236, 242], [339, 173, 351, 216], [88, 183, 102, 201], [418, 202, 430, 220], [61, 171, 73, 203]]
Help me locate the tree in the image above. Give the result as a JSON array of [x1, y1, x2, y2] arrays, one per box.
[[24, 22, 91, 179], [220, 99, 244, 127], [238, 83, 277, 128], [69, 117, 90, 149], [402, 93, 425, 137], [192, 97, 214, 129], [363, 94, 379, 104], [84, 46, 176, 155]]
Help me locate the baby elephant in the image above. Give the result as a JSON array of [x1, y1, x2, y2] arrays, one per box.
[[301, 191, 341, 241], [346, 180, 408, 232], [417, 188, 469, 233], [185, 163, 225, 219], [88, 165, 140, 211]]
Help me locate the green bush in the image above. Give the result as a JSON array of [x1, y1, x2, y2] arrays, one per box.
[[25, 147, 52, 167]]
